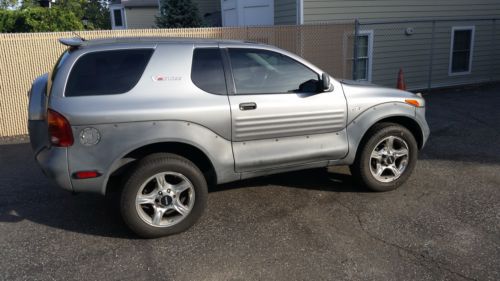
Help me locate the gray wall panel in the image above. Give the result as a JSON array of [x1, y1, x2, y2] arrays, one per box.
[[360, 20, 500, 90], [303, 0, 500, 22]]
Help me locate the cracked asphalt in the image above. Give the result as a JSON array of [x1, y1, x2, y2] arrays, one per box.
[[1, 83, 499, 281]]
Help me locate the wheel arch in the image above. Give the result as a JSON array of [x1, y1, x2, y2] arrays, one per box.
[[348, 115, 424, 165], [340, 102, 425, 166], [366, 116, 424, 149]]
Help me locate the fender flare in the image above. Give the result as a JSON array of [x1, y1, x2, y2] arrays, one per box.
[[338, 102, 420, 165]]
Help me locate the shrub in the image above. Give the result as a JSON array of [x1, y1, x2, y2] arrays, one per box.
[[0, 7, 84, 33]]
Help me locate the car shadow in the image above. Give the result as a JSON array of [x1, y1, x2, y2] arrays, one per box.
[[211, 166, 370, 194], [0, 143, 367, 239]]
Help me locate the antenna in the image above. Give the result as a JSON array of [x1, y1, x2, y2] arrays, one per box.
[[71, 31, 86, 41]]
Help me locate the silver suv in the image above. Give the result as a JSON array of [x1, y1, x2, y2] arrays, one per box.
[[28, 37, 429, 238]]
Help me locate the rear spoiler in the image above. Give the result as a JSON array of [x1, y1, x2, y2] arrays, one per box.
[[59, 37, 84, 48]]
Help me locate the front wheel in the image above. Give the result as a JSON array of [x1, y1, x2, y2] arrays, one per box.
[[120, 153, 207, 238], [350, 123, 418, 192]]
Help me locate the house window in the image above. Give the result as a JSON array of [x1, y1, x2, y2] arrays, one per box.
[[449, 26, 474, 75], [113, 9, 123, 27], [355, 31, 373, 81], [111, 8, 126, 29]]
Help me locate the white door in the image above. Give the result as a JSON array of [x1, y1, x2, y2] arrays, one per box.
[[221, 0, 274, 27]]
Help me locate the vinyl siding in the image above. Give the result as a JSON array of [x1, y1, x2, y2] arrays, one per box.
[[275, 0, 297, 25], [124, 7, 158, 29], [303, 0, 500, 23], [300, 0, 500, 89], [361, 20, 500, 90]]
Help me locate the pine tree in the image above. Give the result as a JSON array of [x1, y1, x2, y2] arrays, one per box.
[[156, 0, 203, 28]]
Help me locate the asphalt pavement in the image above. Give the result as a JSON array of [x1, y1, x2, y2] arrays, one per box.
[[0, 83, 499, 281]]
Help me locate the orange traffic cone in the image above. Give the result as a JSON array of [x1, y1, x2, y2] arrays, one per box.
[[396, 68, 406, 90]]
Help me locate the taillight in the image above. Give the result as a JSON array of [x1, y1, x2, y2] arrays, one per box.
[[48, 109, 74, 147], [73, 171, 101, 179]]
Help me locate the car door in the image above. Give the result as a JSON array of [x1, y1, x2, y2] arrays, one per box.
[[223, 46, 348, 172]]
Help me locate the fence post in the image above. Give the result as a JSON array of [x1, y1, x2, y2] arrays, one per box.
[[427, 20, 436, 91], [352, 19, 360, 80], [490, 19, 496, 82]]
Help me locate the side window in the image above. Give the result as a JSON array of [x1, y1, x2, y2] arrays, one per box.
[[228, 48, 320, 94], [191, 48, 227, 95], [65, 49, 153, 97]]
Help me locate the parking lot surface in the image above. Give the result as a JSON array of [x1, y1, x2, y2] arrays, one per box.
[[1, 84, 499, 281]]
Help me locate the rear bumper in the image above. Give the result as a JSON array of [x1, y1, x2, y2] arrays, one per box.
[[35, 146, 73, 192]]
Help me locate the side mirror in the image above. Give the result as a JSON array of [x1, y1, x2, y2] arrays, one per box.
[[321, 73, 331, 91]]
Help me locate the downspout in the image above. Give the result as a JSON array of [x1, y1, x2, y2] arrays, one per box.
[[296, 0, 304, 57], [352, 19, 359, 80], [297, 0, 304, 25]]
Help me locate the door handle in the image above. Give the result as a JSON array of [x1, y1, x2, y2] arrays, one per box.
[[239, 102, 257, 111]]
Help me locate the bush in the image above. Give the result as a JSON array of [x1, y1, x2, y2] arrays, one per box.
[[0, 7, 84, 33]]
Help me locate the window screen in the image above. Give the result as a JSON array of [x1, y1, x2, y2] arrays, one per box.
[[228, 49, 319, 94], [451, 29, 473, 73], [65, 49, 153, 97], [191, 48, 227, 95]]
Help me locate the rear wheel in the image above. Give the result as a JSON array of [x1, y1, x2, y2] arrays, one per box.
[[350, 123, 418, 192], [120, 153, 207, 238]]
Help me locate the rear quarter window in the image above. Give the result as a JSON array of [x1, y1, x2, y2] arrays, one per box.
[[191, 48, 227, 95], [65, 49, 154, 97]]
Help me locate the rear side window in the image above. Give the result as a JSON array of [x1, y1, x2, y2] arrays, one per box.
[[191, 48, 227, 95], [65, 49, 154, 97]]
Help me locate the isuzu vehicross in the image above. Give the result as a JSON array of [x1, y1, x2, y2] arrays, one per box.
[[28, 37, 429, 238]]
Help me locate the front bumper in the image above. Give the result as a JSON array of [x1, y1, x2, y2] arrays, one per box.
[[35, 146, 73, 192], [415, 107, 430, 148]]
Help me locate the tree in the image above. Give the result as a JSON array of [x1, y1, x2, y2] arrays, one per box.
[[156, 0, 203, 28], [15, 0, 110, 30], [53, 0, 110, 30], [0, 7, 84, 33], [81, 0, 111, 30], [1, 0, 110, 32]]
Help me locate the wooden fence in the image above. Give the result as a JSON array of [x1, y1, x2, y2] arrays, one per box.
[[0, 23, 354, 138]]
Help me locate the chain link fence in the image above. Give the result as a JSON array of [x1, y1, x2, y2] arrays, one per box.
[[353, 18, 500, 91], [0, 22, 353, 138], [7, 19, 498, 139]]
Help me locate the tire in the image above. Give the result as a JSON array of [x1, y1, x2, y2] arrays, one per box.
[[350, 123, 418, 192], [120, 153, 207, 238]]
